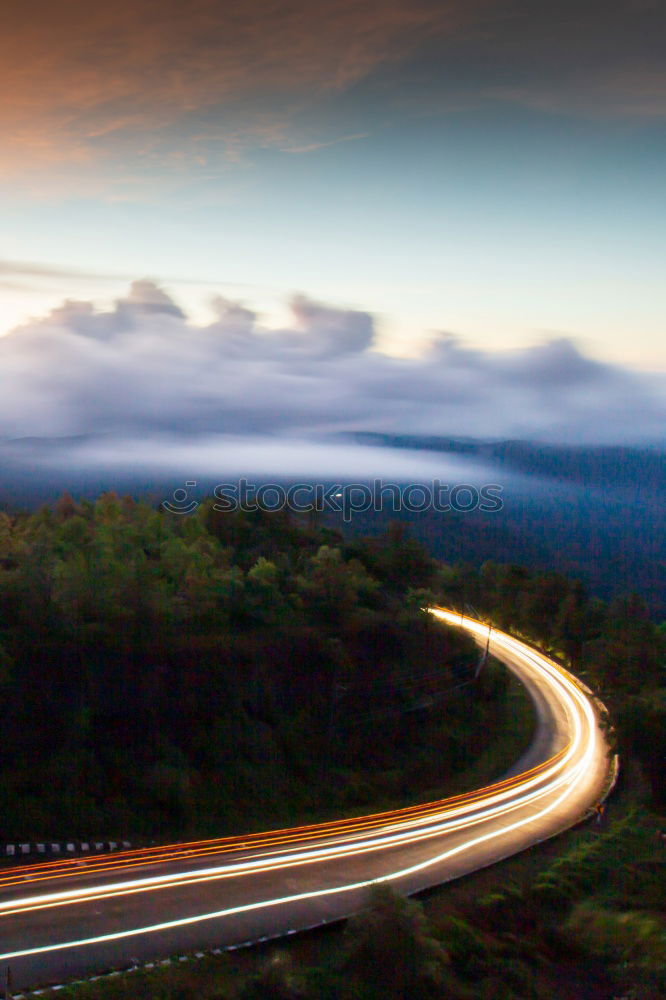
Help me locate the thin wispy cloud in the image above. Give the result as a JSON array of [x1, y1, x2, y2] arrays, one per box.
[[280, 133, 371, 154], [0, 0, 469, 178], [0, 259, 272, 298], [4, 1, 662, 187]]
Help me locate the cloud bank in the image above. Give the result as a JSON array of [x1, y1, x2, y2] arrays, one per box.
[[0, 282, 663, 466]]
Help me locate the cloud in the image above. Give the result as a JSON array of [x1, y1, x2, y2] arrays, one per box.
[[2, 1, 663, 189], [479, 2, 666, 119], [16, 432, 492, 484], [489, 67, 666, 120], [0, 0, 470, 178], [280, 133, 371, 154], [0, 282, 663, 462], [0, 258, 273, 297]]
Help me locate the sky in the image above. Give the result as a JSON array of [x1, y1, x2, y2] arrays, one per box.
[[1, 0, 665, 464]]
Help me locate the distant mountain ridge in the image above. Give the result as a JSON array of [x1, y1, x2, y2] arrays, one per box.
[[346, 433, 666, 493]]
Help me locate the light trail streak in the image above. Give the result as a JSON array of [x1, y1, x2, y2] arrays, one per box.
[[0, 752, 568, 892], [0, 743, 580, 916], [0, 748, 572, 897], [0, 761, 577, 921]]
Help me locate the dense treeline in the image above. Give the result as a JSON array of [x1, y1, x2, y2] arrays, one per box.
[[0, 494, 509, 841]]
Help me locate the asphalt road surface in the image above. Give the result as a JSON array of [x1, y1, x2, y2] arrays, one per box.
[[0, 611, 611, 991]]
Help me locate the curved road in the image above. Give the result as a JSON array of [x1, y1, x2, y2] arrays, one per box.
[[0, 611, 611, 991]]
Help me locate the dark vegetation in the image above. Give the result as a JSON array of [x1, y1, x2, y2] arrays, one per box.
[[0, 494, 517, 842], [2, 491, 664, 997]]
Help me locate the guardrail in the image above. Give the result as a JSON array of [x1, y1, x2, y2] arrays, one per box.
[[2, 840, 131, 862]]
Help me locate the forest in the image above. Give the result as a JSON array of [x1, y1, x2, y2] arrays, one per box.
[[0, 493, 514, 842]]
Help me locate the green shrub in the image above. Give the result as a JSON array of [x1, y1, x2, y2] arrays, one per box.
[[437, 914, 491, 979], [342, 885, 451, 999], [565, 904, 666, 969], [240, 953, 310, 1000]]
